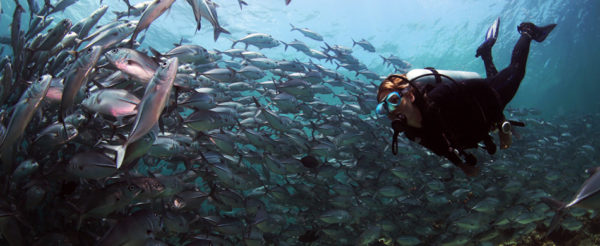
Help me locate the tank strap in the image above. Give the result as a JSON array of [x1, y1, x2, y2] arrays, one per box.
[[424, 67, 442, 84]]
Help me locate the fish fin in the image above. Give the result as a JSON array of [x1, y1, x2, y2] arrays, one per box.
[[158, 117, 165, 134], [238, 0, 247, 10], [103, 144, 127, 169], [540, 197, 567, 237], [214, 26, 230, 41], [252, 96, 262, 108], [149, 46, 163, 60], [67, 50, 79, 59]]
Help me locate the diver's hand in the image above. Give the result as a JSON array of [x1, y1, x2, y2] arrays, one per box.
[[458, 164, 480, 177]]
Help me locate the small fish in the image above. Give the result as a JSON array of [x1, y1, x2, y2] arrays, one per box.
[[186, 0, 230, 41], [113, 1, 153, 19], [129, 0, 176, 45], [290, 23, 323, 41], [80, 21, 138, 51], [33, 18, 72, 51], [150, 44, 210, 64], [231, 33, 279, 50], [70, 5, 108, 39], [46, 0, 77, 15], [352, 38, 376, 52]]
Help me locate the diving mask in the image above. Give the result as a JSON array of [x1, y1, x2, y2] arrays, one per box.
[[376, 91, 402, 115]]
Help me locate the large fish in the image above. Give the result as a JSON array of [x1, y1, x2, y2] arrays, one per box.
[[105, 48, 158, 83], [80, 21, 137, 51], [186, 0, 230, 41], [109, 57, 178, 169], [59, 45, 102, 122], [97, 210, 162, 246], [129, 0, 176, 45], [70, 5, 108, 39], [33, 18, 72, 51], [0, 75, 52, 173], [81, 89, 141, 119], [542, 166, 600, 236]]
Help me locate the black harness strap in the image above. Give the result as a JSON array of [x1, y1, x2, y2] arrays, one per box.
[[424, 67, 442, 84]]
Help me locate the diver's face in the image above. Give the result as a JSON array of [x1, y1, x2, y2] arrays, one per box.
[[385, 90, 411, 119], [387, 90, 422, 127]]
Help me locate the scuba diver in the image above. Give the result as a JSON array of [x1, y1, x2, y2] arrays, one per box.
[[376, 19, 556, 176]]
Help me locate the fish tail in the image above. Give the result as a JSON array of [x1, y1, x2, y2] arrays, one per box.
[[281, 41, 288, 51], [290, 23, 296, 31], [214, 26, 230, 41], [352, 38, 357, 47], [103, 144, 127, 169], [238, 0, 248, 10], [149, 46, 163, 60], [541, 197, 567, 237]]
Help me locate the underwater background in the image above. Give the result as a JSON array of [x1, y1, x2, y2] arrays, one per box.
[[0, 0, 599, 245]]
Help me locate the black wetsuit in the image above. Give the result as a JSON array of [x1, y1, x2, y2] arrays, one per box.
[[395, 33, 534, 168]]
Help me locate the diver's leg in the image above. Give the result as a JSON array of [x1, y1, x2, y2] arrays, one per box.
[[490, 22, 556, 107], [479, 50, 498, 78], [476, 17, 500, 77]]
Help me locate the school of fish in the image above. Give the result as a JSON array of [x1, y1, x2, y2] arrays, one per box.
[[0, 0, 599, 245]]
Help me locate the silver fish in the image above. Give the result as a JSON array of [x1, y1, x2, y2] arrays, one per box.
[[105, 48, 158, 83], [186, 0, 230, 41], [290, 23, 323, 41], [70, 5, 108, 39], [0, 75, 52, 173], [47, 0, 77, 15], [67, 151, 116, 179], [352, 38, 376, 52], [232, 33, 279, 50], [59, 45, 102, 121], [110, 57, 178, 169], [81, 21, 137, 51], [34, 18, 72, 51], [130, 0, 176, 45], [151, 44, 210, 64], [113, 1, 153, 19], [82, 88, 140, 119]]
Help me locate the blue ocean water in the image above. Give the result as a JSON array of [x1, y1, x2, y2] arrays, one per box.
[[0, 0, 599, 245], [1, 0, 598, 117]]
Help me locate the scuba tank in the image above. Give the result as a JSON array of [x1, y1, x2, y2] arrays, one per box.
[[406, 69, 481, 85]]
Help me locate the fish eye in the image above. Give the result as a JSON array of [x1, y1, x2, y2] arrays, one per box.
[[128, 185, 136, 191]]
